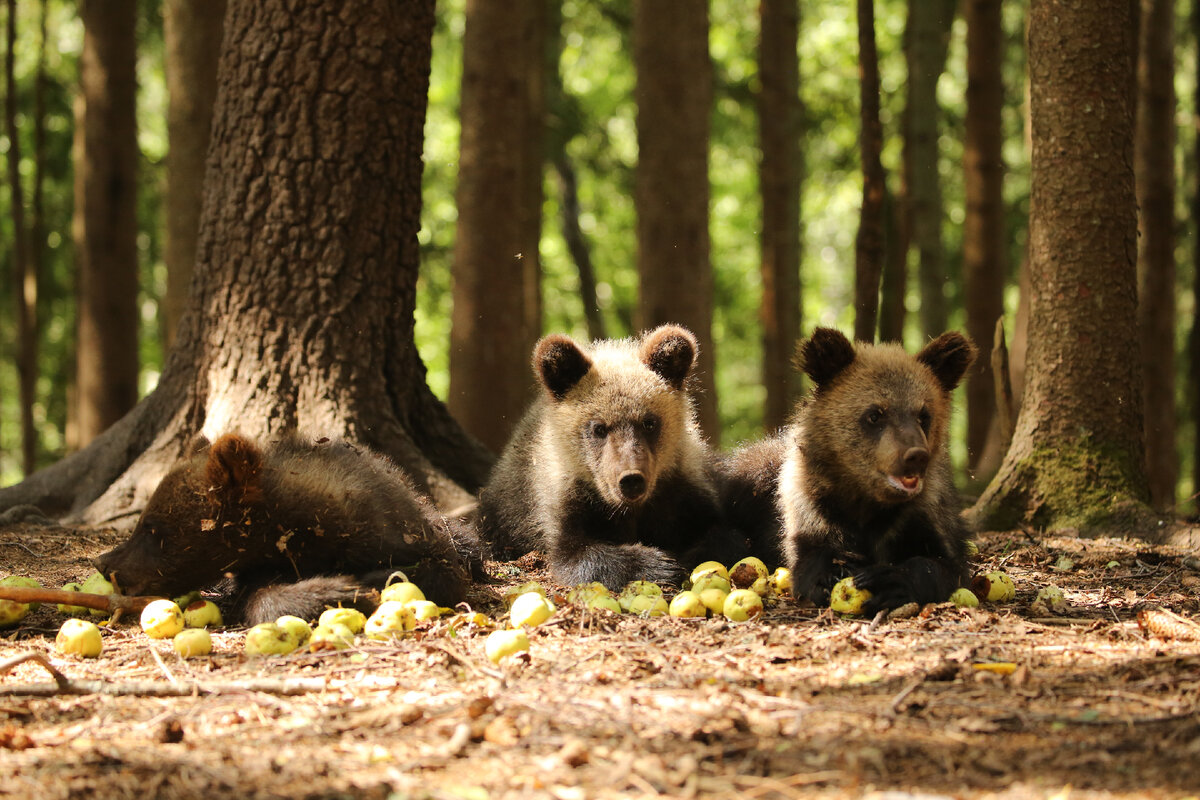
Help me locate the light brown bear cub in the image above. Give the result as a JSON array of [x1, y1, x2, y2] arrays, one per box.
[[96, 433, 484, 624], [477, 325, 747, 589], [719, 328, 977, 614]]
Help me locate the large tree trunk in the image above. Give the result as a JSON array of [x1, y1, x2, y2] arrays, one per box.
[[905, 0, 955, 341], [1135, 0, 1177, 512], [963, 0, 1008, 479], [0, 0, 492, 524], [1192, 0, 1200, 517], [633, 0, 720, 440], [75, 0, 140, 447], [971, 0, 1153, 533], [853, 0, 886, 343], [163, 0, 225, 352], [6, 0, 34, 475], [758, 0, 803, 433], [449, 0, 546, 454]]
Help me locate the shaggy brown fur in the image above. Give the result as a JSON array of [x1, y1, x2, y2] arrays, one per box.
[[719, 328, 977, 613], [95, 433, 484, 624], [477, 325, 747, 589]]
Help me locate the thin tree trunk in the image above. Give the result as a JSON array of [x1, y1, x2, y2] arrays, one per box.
[[972, 0, 1152, 533], [29, 0, 48, 470], [759, 0, 803, 433], [163, 0, 225, 351], [449, 0, 546, 454], [633, 0, 719, 439], [964, 0, 1008, 478], [75, 0, 140, 446], [905, 0, 956, 341], [553, 151, 606, 341], [1192, 0, 1200, 516], [878, 183, 908, 343], [1136, 0, 1177, 511], [854, 0, 886, 343], [6, 0, 34, 476]]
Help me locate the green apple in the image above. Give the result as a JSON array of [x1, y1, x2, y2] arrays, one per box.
[[364, 601, 417, 640], [485, 628, 529, 664], [668, 590, 707, 618], [275, 615, 313, 647], [380, 581, 425, 605], [723, 589, 764, 622], [405, 600, 444, 622], [309, 622, 356, 650], [698, 588, 729, 615], [509, 591, 556, 627], [618, 581, 663, 611], [972, 571, 1016, 602], [56, 618, 103, 658], [173, 628, 213, 657], [183, 599, 223, 628], [829, 577, 872, 616], [244, 622, 296, 656], [769, 567, 793, 596], [567, 582, 610, 604], [79, 571, 115, 595], [690, 573, 731, 596], [0, 599, 28, 629], [586, 595, 622, 614], [0, 575, 42, 611], [140, 599, 185, 639], [56, 582, 89, 616], [689, 560, 729, 584], [949, 587, 979, 608], [626, 594, 668, 617], [318, 606, 367, 634]]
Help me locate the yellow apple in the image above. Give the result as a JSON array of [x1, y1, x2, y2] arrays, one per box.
[[318, 606, 367, 634], [380, 581, 425, 605], [729, 556, 769, 589], [173, 628, 213, 657], [56, 618, 103, 658], [485, 628, 529, 663], [275, 615, 314, 647], [509, 591, 556, 627], [140, 599, 185, 639], [182, 599, 223, 628], [668, 590, 707, 618], [244, 622, 296, 656], [723, 589, 764, 621], [829, 577, 871, 616]]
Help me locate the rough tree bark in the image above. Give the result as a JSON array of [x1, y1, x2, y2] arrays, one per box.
[[449, 0, 546, 454], [6, 0, 34, 475], [963, 0, 1008, 479], [75, 0, 140, 447], [633, 0, 720, 440], [971, 0, 1153, 533], [905, 0, 956, 341], [1193, 0, 1200, 516], [163, 0, 226, 351], [0, 0, 492, 524], [1135, 0, 1177, 511], [853, 0, 886, 343], [758, 0, 803, 433]]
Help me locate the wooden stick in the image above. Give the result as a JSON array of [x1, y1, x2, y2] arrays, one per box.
[[0, 586, 166, 615]]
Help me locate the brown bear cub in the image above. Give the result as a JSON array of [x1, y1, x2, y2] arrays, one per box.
[[719, 328, 977, 614], [95, 432, 484, 624], [476, 325, 748, 589]]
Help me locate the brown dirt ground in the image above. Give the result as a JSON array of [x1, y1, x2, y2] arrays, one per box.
[[3, 521, 1200, 800]]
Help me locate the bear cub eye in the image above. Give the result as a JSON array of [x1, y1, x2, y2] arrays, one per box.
[[861, 405, 885, 429], [917, 407, 932, 433], [641, 414, 660, 434], [589, 421, 609, 439]]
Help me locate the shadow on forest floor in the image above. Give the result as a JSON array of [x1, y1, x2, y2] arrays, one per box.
[[1, 522, 1200, 799]]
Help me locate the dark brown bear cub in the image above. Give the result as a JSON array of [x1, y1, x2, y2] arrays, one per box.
[[95, 433, 483, 624], [720, 328, 976, 614], [476, 325, 747, 589]]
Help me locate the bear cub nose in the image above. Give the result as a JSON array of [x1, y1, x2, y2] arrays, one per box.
[[902, 447, 930, 476], [618, 471, 647, 501]]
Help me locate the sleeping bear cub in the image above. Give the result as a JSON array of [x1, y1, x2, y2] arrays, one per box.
[[477, 325, 746, 589], [719, 327, 977, 614]]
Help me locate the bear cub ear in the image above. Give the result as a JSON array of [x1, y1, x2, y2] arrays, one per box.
[[917, 332, 978, 393], [640, 325, 698, 390], [206, 433, 265, 505], [796, 327, 857, 389], [535, 334, 594, 401]]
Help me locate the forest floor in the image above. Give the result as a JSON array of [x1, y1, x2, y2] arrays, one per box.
[[2, 521, 1200, 800]]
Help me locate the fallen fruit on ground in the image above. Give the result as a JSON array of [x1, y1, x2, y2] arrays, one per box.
[[723, 589, 764, 621], [586, 595, 622, 614], [769, 567, 792, 596], [406, 600, 444, 622], [1032, 584, 1068, 614], [690, 561, 729, 584], [56, 618, 103, 658], [173, 627, 213, 657], [183, 600, 223, 628], [509, 591, 556, 627], [485, 628, 530, 663], [318, 606, 367, 634], [364, 601, 417, 640], [275, 615, 313, 647], [698, 588, 729, 615], [972, 571, 1016, 602], [140, 599, 185, 639], [690, 573, 731, 596], [626, 594, 668, 616], [309, 622, 356, 650], [244, 622, 296, 656], [729, 557, 769, 589], [380, 581, 425, 605], [0, 575, 42, 611], [949, 587, 980, 608], [829, 577, 872, 616], [502, 582, 545, 608], [668, 590, 707, 618], [56, 582, 88, 616], [568, 582, 610, 604]]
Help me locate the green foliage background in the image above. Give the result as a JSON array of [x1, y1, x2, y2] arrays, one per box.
[[0, 0, 1196, 507]]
